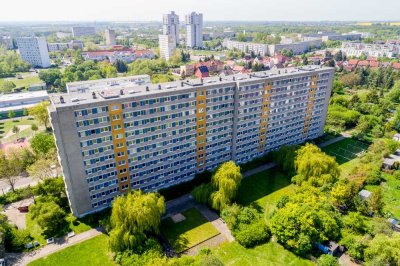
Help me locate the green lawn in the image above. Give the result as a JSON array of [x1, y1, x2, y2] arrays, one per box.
[[366, 173, 400, 219], [161, 208, 219, 253], [214, 240, 314, 266], [1, 73, 42, 89], [26, 213, 93, 245], [28, 234, 116, 266], [321, 138, 370, 165], [237, 168, 295, 222], [0, 117, 43, 142]]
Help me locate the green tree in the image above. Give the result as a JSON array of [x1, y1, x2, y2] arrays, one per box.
[[8, 110, 15, 120], [210, 161, 242, 210], [12, 125, 19, 137], [317, 254, 339, 266], [343, 212, 367, 234], [270, 186, 342, 256], [28, 101, 50, 128], [38, 69, 62, 87], [29, 201, 67, 237], [109, 191, 165, 252], [31, 123, 38, 134], [0, 150, 24, 192], [27, 157, 54, 181], [330, 179, 357, 208], [30, 133, 55, 156], [0, 80, 16, 93], [368, 188, 384, 214], [273, 145, 300, 175], [364, 234, 400, 266], [293, 144, 340, 186]]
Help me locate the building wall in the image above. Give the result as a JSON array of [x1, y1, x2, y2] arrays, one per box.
[[159, 34, 176, 61], [72, 27, 96, 37], [105, 29, 116, 46], [50, 67, 334, 217], [186, 12, 203, 48], [16, 37, 51, 68], [163, 12, 179, 45]]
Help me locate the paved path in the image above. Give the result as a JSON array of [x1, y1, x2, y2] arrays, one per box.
[[6, 227, 105, 266]]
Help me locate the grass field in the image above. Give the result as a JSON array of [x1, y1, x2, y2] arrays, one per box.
[[26, 213, 93, 245], [0, 72, 41, 89], [0, 117, 43, 142], [366, 173, 400, 219], [161, 208, 219, 253], [237, 168, 295, 221], [322, 138, 370, 165], [28, 234, 116, 266], [214, 239, 313, 266]]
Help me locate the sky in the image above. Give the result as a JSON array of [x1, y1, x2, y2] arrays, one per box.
[[1, 0, 400, 22]]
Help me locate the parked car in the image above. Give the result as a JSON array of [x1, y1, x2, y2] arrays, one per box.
[[17, 206, 29, 213]]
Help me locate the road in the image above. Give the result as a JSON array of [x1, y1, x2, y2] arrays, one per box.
[[0, 176, 37, 195]]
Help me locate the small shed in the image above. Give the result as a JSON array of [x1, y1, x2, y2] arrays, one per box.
[[394, 133, 400, 142], [315, 241, 340, 256], [359, 189, 372, 200]]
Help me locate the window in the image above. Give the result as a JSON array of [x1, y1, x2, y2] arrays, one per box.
[[112, 114, 120, 121], [111, 105, 120, 111]]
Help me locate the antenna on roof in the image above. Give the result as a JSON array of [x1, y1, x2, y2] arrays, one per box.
[[219, 77, 222, 82], [158, 84, 162, 90], [200, 78, 203, 84], [120, 89, 124, 95], [233, 76, 236, 81], [92, 92, 96, 99], [146, 86, 149, 91], [181, 81, 184, 87], [60, 96, 65, 104]]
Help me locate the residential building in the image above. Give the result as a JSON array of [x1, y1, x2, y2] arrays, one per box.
[[195, 66, 209, 78], [66, 75, 151, 94], [0, 36, 13, 50], [163, 11, 179, 45], [341, 42, 399, 58], [0, 91, 49, 119], [48, 65, 334, 217], [82, 49, 136, 63], [186, 12, 203, 48], [105, 29, 116, 46], [223, 40, 269, 56], [321, 33, 361, 42], [16, 37, 51, 68], [72, 26, 96, 37], [159, 34, 176, 61]]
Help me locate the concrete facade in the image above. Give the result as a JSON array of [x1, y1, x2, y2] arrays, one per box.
[[159, 34, 176, 61], [105, 29, 116, 46], [49, 66, 334, 217], [16, 37, 51, 68], [186, 12, 203, 48], [163, 11, 179, 45], [71, 27, 96, 37]]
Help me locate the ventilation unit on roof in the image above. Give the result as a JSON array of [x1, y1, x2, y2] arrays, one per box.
[[60, 96, 65, 103], [71, 98, 79, 102]]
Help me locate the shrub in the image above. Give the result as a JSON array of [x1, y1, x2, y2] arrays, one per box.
[[0, 187, 34, 205], [5, 227, 31, 252], [234, 220, 271, 248], [317, 254, 339, 266]]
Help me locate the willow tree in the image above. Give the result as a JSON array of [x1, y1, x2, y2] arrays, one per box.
[[210, 161, 242, 210], [293, 143, 340, 186], [109, 190, 165, 252]]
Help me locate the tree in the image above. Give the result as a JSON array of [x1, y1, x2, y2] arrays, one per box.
[[330, 179, 358, 209], [114, 59, 128, 73], [317, 254, 339, 266], [343, 212, 367, 234], [368, 188, 384, 214], [0, 150, 23, 192], [270, 186, 342, 256], [27, 157, 55, 181], [293, 144, 340, 187], [30, 133, 55, 156], [33, 177, 68, 209], [28, 102, 50, 128], [273, 145, 300, 175], [0, 80, 16, 93], [364, 234, 400, 266], [29, 201, 67, 237], [210, 161, 242, 210], [31, 123, 38, 134], [12, 125, 19, 137], [109, 191, 165, 252], [38, 69, 62, 87], [8, 110, 15, 120]]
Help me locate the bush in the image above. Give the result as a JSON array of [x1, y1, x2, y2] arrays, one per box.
[[5, 227, 31, 252], [0, 187, 34, 205], [317, 254, 339, 266], [234, 220, 271, 248], [393, 170, 400, 180]]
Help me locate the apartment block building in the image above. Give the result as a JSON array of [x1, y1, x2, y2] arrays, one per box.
[[72, 26, 96, 37], [163, 11, 179, 45], [16, 37, 51, 68], [159, 34, 176, 61], [341, 42, 399, 58], [186, 12, 203, 48], [49, 66, 334, 217], [223, 39, 322, 56], [105, 29, 116, 46]]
